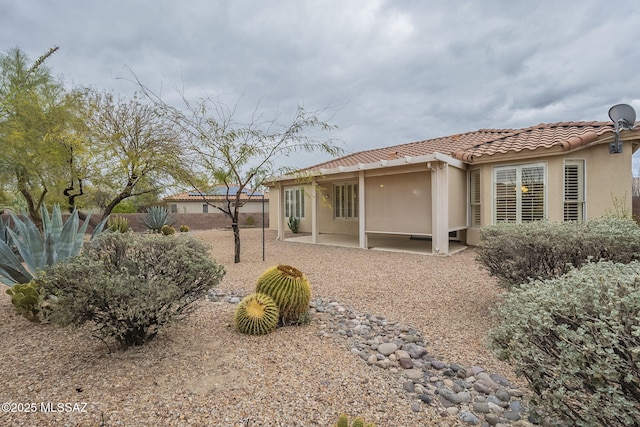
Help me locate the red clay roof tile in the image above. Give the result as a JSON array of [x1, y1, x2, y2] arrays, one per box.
[[304, 121, 627, 170]]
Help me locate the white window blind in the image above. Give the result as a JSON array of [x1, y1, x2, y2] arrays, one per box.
[[334, 183, 358, 219], [470, 169, 481, 227], [494, 163, 545, 223], [284, 187, 305, 219], [564, 160, 585, 221]]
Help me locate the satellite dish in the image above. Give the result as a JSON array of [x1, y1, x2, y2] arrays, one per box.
[[608, 103, 636, 154], [608, 103, 636, 127]]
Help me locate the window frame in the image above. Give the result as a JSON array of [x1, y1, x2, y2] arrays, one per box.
[[493, 162, 547, 224], [334, 182, 359, 220], [563, 159, 586, 222], [284, 187, 305, 219], [469, 169, 481, 228]]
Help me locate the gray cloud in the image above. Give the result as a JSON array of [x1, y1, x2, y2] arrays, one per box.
[[1, 0, 639, 167]]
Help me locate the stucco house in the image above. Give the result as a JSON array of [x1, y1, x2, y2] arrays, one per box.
[[268, 120, 640, 255]]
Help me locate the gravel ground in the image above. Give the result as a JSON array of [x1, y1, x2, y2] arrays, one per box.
[[0, 229, 522, 426]]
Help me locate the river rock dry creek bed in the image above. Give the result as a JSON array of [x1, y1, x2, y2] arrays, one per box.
[[0, 229, 533, 426]]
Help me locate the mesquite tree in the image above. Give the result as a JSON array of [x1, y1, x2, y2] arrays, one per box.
[[141, 87, 341, 262]]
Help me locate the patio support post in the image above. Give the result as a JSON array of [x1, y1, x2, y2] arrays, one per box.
[[278, 184, 285, 240], [311, 177, 318, 244], [358, 170, 367, 249], [431, 161, 450, 255]]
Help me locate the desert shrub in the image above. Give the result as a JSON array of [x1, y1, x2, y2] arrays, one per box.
[[39, 232, 225, 349], [477, 216, 640, 289], [179, 224, 189, 233], [488, 260, 640, 426], [245, 215, 255, 226]]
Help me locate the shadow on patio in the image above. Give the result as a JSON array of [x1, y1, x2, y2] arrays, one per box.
[[283, 233, 467, 255]]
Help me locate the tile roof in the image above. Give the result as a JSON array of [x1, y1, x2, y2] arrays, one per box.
[[305, 121, 629, 170], [164, 186, 268, 202]]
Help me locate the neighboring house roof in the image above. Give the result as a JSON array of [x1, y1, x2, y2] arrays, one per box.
[[304, 121, 633, 171], [165, 185, 268, 202]]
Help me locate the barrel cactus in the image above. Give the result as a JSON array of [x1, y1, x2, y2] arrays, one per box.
[[255, 265, 311, 325], [161, 225, 176, 235], [333, 415, 375, 427], [234, 293, 279, 336]]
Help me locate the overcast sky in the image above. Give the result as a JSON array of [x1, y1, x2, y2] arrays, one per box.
[[2, 0, 640, 168]]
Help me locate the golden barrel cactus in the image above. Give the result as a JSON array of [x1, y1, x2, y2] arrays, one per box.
[[234, 293, 279, 335], [255, 265, 311, 325]]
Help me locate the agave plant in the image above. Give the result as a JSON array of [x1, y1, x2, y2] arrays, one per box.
[[140, 206, 176, 233], [0, 204, 109, 286]]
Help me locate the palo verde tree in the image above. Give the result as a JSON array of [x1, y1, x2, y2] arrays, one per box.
[[0, 46, 81, 225], [83, 91, 195, 221], [142, 88, 342, 263]]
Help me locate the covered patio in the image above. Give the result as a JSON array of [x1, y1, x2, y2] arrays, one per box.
[[272, 152, 469, 255]]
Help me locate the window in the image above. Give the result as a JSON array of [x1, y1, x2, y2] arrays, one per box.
[[202, 204, 208, 213], [470, 169, 481, 227], [564, 160, 585, 221], [284, 187, 305, 219], [334, 183, 358, 219], [170, 204, 178, 213], [494, 163, 545, 223]]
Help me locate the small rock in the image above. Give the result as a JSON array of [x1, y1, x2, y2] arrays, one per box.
[[367, 355, 377, 365], [472, 402, 491, 414], [507, 388, 523, 398], [509, 400, 525, 413], [476, 373, 499, 390], [378, 342, 398, 356], [495, 389, 511, 402], [438, 387, 460, 404], [431, 360, 446, 370], [503, 410, 521, 421], [490, 374, 512, 387], [487, 402, 504, 413], [485, 414, 500, 426], [474, 382, 491, 394], [403, 381, 415, 393], [458, 410, 479, 425], [403, 368, 423, 380], [410, 402, 421, 413], [398, 357, 414, 369], [418, 394, 432, 404], [404, 343, 427, 359], [446, 407, 459, 416], [228, 297, 241, 304], [395, 349, 410, 359], [456, 391, 471, 403]]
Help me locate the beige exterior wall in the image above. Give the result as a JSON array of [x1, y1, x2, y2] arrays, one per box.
[[364, 171, 432, 234], [466, 141, 635, 246]]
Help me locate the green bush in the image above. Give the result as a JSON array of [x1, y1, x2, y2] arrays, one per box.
[[477, 216, 640, 289], [39, 233, 225, 349], [179, 224, 189, 233], [488, 261, 640, 426]]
